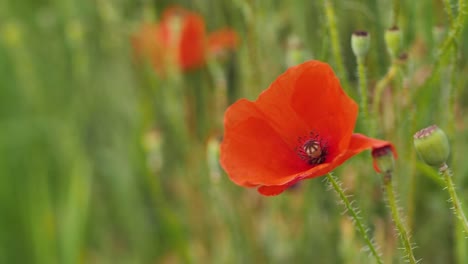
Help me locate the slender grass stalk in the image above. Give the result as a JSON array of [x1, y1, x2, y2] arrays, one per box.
[[383, 173, 418, 264], [439, 163, 468, 235], [325, 173, 383, 264], [371, 63, 399, 135], [392, 0, 400, 26], [323, 0, 349, 91], [2, 22, 41, 109], [356, 56, 369, 122], [373, 63, 398, 112]]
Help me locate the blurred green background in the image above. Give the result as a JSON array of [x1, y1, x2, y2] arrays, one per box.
[[2, 0, 468, 263]]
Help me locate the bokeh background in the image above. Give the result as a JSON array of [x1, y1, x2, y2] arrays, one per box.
[[2, 0, 468, 263]]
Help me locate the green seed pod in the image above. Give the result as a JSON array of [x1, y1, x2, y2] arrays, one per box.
[[351, 31, 370, 58], [413, 125, 450, 167], [372, 146, 395, 174], [384, 26, 402, 58]]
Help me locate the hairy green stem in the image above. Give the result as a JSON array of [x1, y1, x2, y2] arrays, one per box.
[[443, 0, 455, 25], [326, 174, 383, 264], [440, 163, 468, 235], [437, 0, 467, 58], [384, 173, 418, 264]]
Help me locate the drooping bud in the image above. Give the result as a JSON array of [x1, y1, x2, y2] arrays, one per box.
[[372, 145, 395, 174], [384, 26, 402, 58], [351, 30, 370, 58], [413, 125, 450, 167]]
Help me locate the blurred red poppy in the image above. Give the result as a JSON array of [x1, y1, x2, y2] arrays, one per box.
[[132, 6, 238, 73], [220, 60, 396, 196]]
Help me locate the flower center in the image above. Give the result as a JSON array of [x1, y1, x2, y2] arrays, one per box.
[[296, 133, 328, 165], [303, 140, 322, 159]]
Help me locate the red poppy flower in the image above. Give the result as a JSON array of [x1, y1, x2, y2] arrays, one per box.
[[220, 60, 396, 196], [132, 5, 238, 73]]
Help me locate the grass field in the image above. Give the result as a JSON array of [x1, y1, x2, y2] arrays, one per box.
[[2, 0, 468, 263]]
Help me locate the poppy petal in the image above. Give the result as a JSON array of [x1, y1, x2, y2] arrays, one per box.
[[131, 24, 160, 64], [255, 61, 323, 149], [220, 60, 397, 196], [207, 29, 239, 55], [258, 178, 302, 195], [290, 61, 358, 158], [254, 61, 358, 158], [220, 99, 310, 187], [178, 14, 206, 69], [159, 6, 206, 70], [255, 134, 396, 195], [346, 133, 397, 159]]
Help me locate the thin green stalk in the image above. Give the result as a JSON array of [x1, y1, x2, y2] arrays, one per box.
[[383, 173, 418, 264], [437, 0, 467, 59], [373, 63, 398, 117], [357, 56, 368, 122], [370, 63, 399, 136], [440, 163, 468, 235], [2, 21, 41, 109], [392, 0, 400, 26], [323, 0, 349, 91], [443, 0, 455, 25], [325, 174, 383, 264], [420, 0, 466, 91]]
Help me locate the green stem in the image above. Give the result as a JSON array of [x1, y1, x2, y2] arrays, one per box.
[[323, 0, 349, 92], [437, 0, 467, 58], [440, 163, 468, 235], [383, 173, 418, 264], [392, 0, 400, 26], [373, 64, 398, 116], [357, 56, 368, 123], [370, 63, 399, 136], [325, 174, 383, 264], [420, 0, 466, 91], [443, 0, 455, 25]]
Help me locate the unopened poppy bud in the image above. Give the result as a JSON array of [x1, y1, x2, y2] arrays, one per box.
[[351, 31, 370, 58], [384, 26, 402, 58], [413, 125, 450, 167], [372, 146, 395, 174]]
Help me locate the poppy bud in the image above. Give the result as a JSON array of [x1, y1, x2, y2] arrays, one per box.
[[384, 26, 402, 58], [413, 125, 450, 167], [351, 31, 370, 58], [372, 146, 395, 174]]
